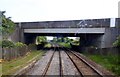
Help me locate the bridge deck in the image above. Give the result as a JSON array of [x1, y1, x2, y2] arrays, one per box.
[[24, 28, 105, 34]]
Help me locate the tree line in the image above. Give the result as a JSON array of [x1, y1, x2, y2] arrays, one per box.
[[0, 11, 30, 61]]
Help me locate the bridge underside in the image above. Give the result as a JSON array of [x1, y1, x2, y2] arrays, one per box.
[[24, 33, 104, 48], [23, 28, 105, 48]]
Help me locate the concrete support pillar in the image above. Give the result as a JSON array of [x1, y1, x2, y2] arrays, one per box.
[[19, 29, 25, 43]]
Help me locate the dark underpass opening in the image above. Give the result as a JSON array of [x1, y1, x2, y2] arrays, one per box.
[[24, 33, 104, 51]]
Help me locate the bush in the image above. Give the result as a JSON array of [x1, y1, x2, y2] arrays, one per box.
[[15, 42, 28, 56], [113, 36, 120, 47], [0, 40, 15, 48], [36, 36, 47, 44], [15, 42, 26, 48]]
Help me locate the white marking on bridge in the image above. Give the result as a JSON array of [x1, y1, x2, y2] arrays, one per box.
[[24, 28, 105, 34]]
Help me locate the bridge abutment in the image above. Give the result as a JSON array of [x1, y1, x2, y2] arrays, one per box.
[[80, 34, 104, 48], [101, 28, 120, 48], [79, 28, 120, 48]]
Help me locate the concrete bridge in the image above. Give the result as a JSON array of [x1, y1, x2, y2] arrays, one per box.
[[9, 18, 120, 48]]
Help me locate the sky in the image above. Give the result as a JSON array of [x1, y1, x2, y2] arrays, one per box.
[[0, 0, 120, 22], [0, 0, 120, 40], [46, 36, 77, 40]]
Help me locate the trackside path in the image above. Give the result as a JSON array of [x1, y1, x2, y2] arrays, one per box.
[[26, 50, 54, 75]]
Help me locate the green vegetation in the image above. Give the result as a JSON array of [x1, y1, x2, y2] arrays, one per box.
[[52, 37, 72, 48], [44, 43, 51, 48], [58, 42, 71, 48], [85, 54, 120, 76], [0, 11, 15, 39], [0, 40, 27, 49], [113, 35, 120, 47], [2, 50, 45, 75], [15, 42, 26, 48], [52, 37, 73, 43], [0, 11, 19, 61], [71, 38, 79, 45], [36, 36, 47, 44], [0, 40, 15, 48], [0, 64, 2, 76], [52, 37, 79, 48], [1, 41, 28, 61]]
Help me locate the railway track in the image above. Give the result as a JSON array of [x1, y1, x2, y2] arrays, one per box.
[[63, 47, 103, 77], [58, 46, 63, 76], [24, 44, 115, 77], [41, 44, 63, 76], [59, 45, 115, 77], [41, 45, 55, 76]]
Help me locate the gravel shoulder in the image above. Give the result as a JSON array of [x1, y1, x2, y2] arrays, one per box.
[[26, 50, 54, 75]]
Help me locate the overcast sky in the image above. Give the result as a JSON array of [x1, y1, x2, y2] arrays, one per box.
[[0, 0, 119, 22]]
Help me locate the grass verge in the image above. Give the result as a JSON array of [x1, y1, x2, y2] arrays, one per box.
[[85, 54, 120, 76], [2, 50, 45, 75], [0, 64, 2, 77]]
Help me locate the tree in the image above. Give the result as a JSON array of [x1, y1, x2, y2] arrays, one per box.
[[53, 37, 57, 42], [0, 11, 16, 60], [0, 11, 15, 39], [36, 36, 47, 44]]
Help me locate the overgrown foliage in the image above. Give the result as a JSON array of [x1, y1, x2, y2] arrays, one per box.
[[0, 41, 28, 50], [52, 37, 79, 45], [0, 11, 15, 39], [15, 42, 26, 48], [113, 36, 120, 47], [71, 38, 79, 45], [52, 37, 73, 43], [36, 36, 47, 44], [0, 40, 15, 48]]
